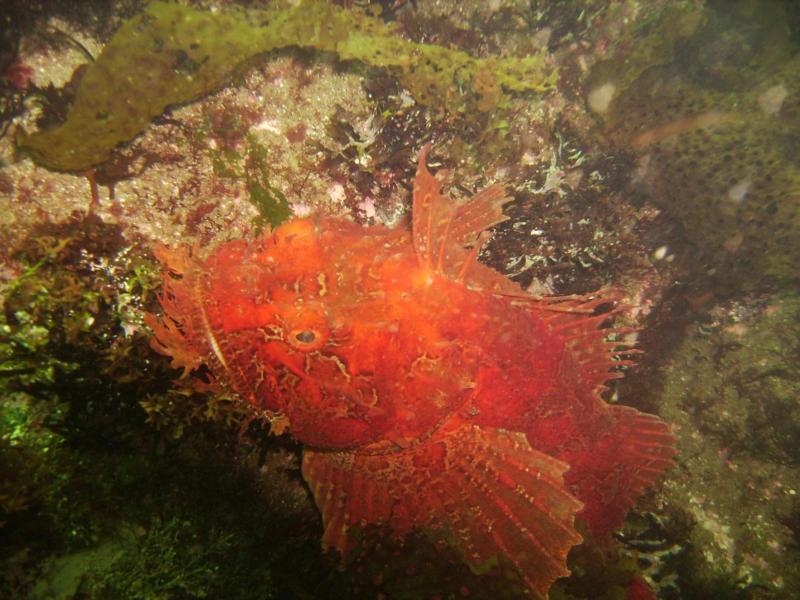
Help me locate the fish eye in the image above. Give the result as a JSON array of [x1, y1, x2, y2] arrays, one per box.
[[294, 330, 316, 344], [287, 327, 326, 351], [285, 306, 329, 352]]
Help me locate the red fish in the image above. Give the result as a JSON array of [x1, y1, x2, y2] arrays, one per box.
[[147, 146, 675, 597]]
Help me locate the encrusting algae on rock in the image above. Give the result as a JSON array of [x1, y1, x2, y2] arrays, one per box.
[[147, 145, 676, 598]]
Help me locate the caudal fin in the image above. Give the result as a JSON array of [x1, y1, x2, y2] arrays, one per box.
[[563, 405, 676, 540]]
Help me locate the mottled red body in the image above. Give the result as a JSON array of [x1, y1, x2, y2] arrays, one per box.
[[148, 147, 675, 597]]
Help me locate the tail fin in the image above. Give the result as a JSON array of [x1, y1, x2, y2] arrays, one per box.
[[563, 405, 676, 540]]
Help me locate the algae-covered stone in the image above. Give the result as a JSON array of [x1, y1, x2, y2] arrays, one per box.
[[585, 3, 707, 109], [588, 0, 800, 292], [17, 0, 556, 172], [658, 294, 800, 594]]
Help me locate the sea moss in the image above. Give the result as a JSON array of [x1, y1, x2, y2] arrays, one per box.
[[17, 0, 557, 172], [586, 3, 707, 99]]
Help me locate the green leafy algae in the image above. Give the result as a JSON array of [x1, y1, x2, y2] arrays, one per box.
[[210, 134, 291, 231], [18, 2, 271, 172], [246, 180, 291, 232], [17, 0, 557, 172]]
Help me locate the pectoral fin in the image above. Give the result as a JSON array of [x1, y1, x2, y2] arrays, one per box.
[[302, 423, 583, 598]]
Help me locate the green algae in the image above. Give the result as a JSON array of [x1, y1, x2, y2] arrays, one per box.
[[247, 179, 291, 232], [0, 215, 289, 598], [210, 134, 292, 231], [17, 0, 556, 172], [17, 2, 270, 173]]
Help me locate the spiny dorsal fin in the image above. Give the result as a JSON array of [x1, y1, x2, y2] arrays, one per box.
[[412, 145, 510, 282]]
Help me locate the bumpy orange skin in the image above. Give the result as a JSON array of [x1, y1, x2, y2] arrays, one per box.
[[149, 147, 675, 598]]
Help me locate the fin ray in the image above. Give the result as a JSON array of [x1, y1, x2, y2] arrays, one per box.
[[302, 424, 583, 597], [563, 405, 676, 539], [412, 145, 510, 282]]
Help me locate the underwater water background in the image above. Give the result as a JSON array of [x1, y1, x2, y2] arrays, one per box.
[[1, 0, 799, 598]]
